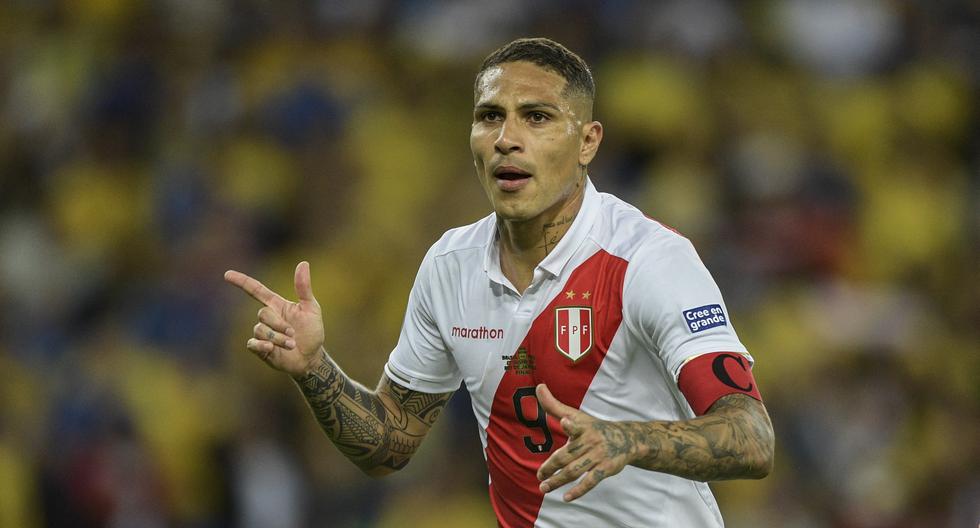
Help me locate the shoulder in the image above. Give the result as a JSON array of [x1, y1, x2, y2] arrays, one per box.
[[425, 212, 495, 260], [591, 191, 694, 265], [414, 213, 494, 288], [407, 213, 494, 300]]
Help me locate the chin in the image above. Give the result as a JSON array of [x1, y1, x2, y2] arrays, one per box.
[[491, 201, 535, 222], [486, 184, 549, 223]]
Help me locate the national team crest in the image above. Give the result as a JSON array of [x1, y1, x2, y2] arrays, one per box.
[[555, 307, 593, 362]]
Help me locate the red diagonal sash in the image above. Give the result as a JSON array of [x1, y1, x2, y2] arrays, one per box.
[[484, 250, 628, 527]]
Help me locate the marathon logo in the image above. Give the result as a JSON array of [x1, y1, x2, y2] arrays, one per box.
[[451, 325, 504, 340], [683, 304, 727, 333]]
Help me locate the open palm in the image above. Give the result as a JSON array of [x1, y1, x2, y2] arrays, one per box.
[[224, 261, 325, 376]]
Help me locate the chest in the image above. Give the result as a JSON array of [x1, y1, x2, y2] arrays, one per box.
[[439, 250, 630, 406]]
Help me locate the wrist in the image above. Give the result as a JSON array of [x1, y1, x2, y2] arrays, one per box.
[[294, 347, 328, 380], [625, 422, 656, 467]]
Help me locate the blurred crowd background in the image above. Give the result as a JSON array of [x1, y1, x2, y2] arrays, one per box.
[[0, 0, 977, 527]]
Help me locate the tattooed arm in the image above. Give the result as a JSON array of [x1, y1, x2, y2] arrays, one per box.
[[596, 393, 772, 480], [224, 262, 452, 477], [294, 348, 453, 476], [535, 385, 774, 502]]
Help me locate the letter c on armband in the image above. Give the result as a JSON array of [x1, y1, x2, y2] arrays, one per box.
[[711, 353, 753, 392]]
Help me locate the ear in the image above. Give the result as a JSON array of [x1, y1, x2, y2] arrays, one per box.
[[579, 120, 603, 166]]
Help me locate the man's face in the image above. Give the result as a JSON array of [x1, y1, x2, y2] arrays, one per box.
[[470, 61, 601, 223]]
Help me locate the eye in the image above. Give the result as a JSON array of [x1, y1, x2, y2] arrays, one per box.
[[480, 111, 503, 122], [528, 111, 550, 124]]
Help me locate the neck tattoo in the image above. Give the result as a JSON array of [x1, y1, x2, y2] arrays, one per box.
[[539, 214, 576, 255]]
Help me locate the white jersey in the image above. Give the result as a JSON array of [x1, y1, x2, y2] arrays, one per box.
[[385, 180, 750, 528]]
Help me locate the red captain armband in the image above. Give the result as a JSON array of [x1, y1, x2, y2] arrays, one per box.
[[677, 352, 763, 416]]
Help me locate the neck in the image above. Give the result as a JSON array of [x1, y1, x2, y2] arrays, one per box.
[[497, 182, 586, 292]]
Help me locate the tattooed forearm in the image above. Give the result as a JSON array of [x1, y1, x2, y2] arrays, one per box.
[[605, 394, 773, 481], [294, 349, 454, 476], [385, 380, 449, 426]]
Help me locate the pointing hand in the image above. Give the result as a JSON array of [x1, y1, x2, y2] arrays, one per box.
[[224, 261, 325, 376]]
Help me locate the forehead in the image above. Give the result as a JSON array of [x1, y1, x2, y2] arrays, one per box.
[[474, 61, 569, 106]]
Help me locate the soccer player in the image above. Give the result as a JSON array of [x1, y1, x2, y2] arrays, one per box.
[[225, 38, 774, 527]]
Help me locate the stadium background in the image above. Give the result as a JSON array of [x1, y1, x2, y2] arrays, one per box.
[[0, 1, 977, 526]]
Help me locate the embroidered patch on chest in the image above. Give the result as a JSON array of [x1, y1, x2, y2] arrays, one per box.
[[555, 306, 593, 361], [683, 304, 727, 333]]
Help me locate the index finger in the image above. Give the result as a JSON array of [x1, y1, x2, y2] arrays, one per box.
[[224, 270, 287, 309]]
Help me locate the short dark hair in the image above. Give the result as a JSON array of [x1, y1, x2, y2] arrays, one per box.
[[475, 37, 595, 104]]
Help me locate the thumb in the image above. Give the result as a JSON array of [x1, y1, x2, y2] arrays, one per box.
[[536, 384, 576, 421], [294, 261, 316, 303]]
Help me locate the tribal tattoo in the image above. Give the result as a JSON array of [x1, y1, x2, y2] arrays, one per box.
[[295, 349, 454, 475]]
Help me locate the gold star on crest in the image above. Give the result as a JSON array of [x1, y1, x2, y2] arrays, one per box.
[[565, 290, 575, 299], [582, 291, 591, 300]]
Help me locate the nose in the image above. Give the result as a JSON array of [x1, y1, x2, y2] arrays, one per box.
[[494, 120, 523, 154]]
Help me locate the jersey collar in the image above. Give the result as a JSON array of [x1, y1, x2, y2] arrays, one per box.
[[484, 177, 601, 287]]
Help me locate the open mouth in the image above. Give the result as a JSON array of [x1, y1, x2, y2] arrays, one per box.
[[493, 165, 532, 191]]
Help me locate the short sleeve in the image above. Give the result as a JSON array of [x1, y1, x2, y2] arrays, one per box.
[[384, 246, 463, 394], [623, 234, 751, 380]]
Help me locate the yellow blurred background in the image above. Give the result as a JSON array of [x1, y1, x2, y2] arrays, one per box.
[[0, 1, 977, 527]]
